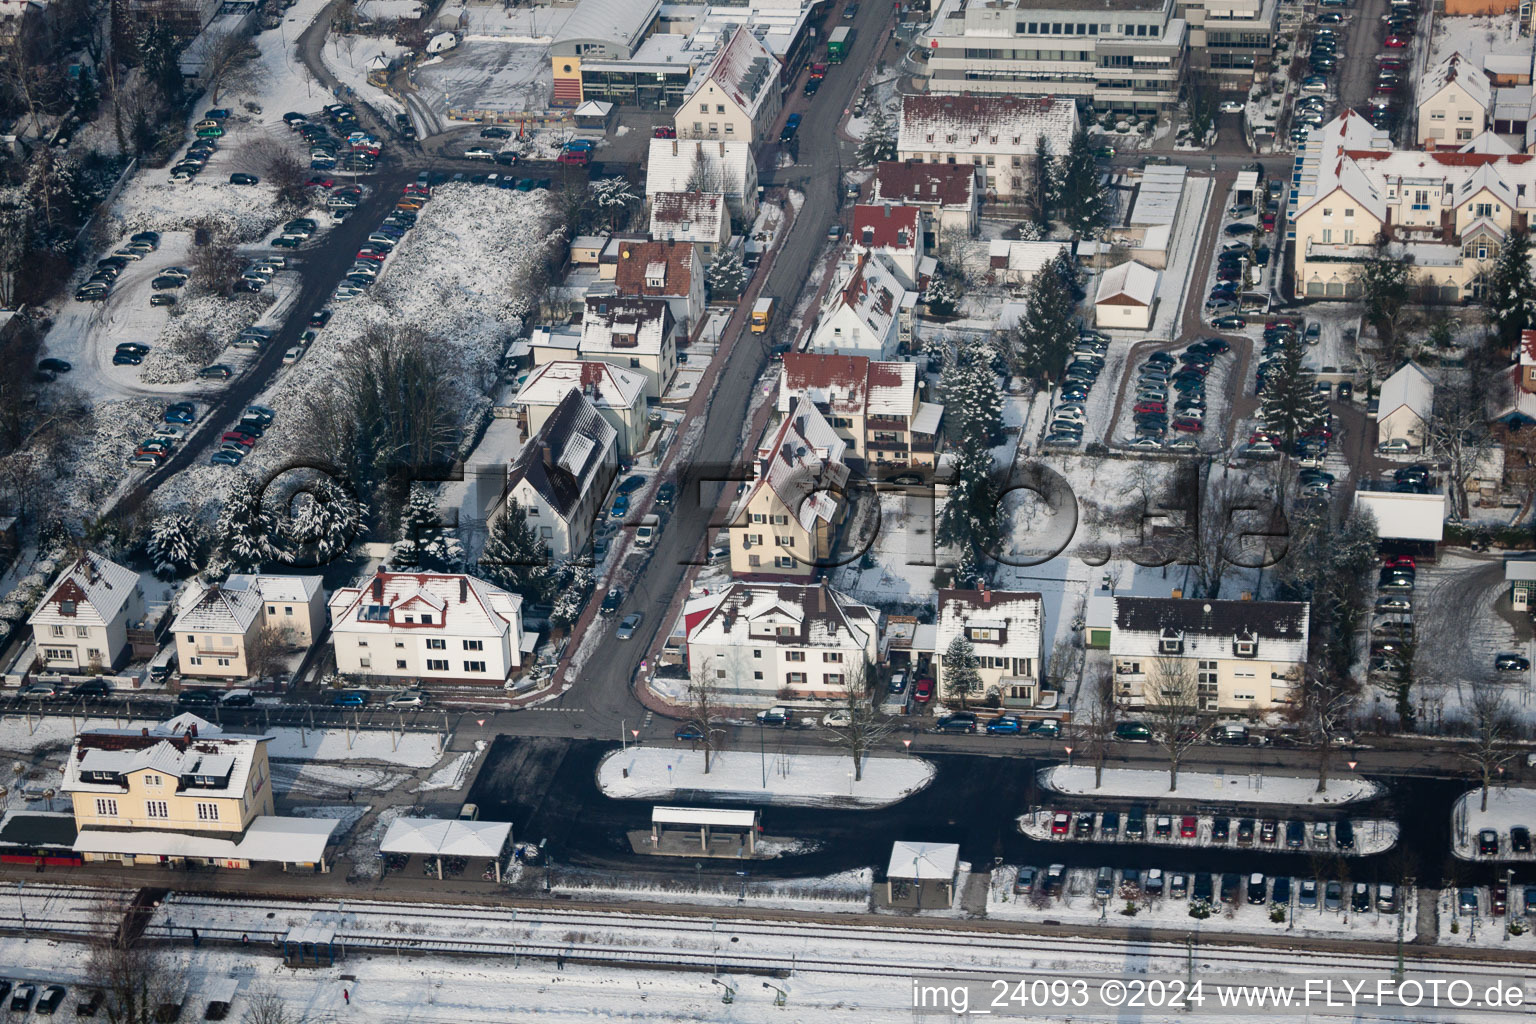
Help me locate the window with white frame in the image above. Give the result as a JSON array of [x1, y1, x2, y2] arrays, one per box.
[[196, 802, 220, 821], [146, 800, 169, 818], [95, 798, 118, 816]]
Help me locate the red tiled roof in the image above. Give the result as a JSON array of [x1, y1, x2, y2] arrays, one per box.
[[874, 160, 977, 208], [852, 204, 920, 250], [865, 361, 906, 389], [782, 352, 869, 393], [614, 240, 695, 297], [650, 191, 723, 225], [1346, 149, 1534, 166]]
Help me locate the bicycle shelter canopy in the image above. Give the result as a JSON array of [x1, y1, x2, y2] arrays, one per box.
[[380, 817, 513, 880]]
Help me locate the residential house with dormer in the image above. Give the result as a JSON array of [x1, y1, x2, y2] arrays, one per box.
[[873, 160, 980, 241], [930, 588, 1047, 709], [646, 138, 759, 221], [729, 398, 850, 579], [1109, 595, 1309, 712], [329, 570, 527, 684], [579, 295, 678, 400], [683, 581, 879, 703], [512, 359, 649, 459], [1417, 52, 1492, 148], [895, 94, 1079, 200], [613, 239, 705, 336], [850, 204, 925, 284], [673, 24, 782, 144], [171, 574, 326, 680], [502, 389, 618, 562], [28, 553, 146, 674], [778, 353, 943, 469], [808, 253, 915, 359], [648, 191, 731, 267]]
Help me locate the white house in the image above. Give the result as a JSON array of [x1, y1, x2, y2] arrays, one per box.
[[850, 204, 924, 284], [1109, 595, 1309, 712], [1094, 260, 1159, 330], [1377, 361, 1434, 448], [329, 571, 526, 685], [502, 389, 618, 563], [646, 138, 758, 221], [674, 24, 782, 144], [931, 588, 1047, 709], [985, 240, 1072, 287], [683, 581, 879, 704], [512, 359, 649, 459], [579, 295, 678, 400], [613, 239, 705, 335], [896, 94, 1078, 200], [1417, 52, 1492, 148], [28, 553, 146, 674], [808, 253, 915, 359], [648, 191, 731, 266], [171, 574, 326, 680]]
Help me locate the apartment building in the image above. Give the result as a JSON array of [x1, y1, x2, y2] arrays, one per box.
[[778, 353, 944, 468], [649, 191, 731, 266], [28, 553, 146, 674], [849, 204, 926, 284], [646, 138, 759, 221], [1174, 0, 1277, 89], [578, 295, 678, 400], [502, 389, 619, 562], [872, 161, 981, 241], [1289, 109, 1536, 302], [896, 94, 1080, 200], [613, 239, 705, 333], [1417, 53, 1492, 147], [808, 253, 916, 359], [1109, 595, 1309, 711], [673, 24, 782, 143], [511, 359, 649, 459], [171, 574, 326, 680], [729, 398, 850, 579], [916, 0, 1186, 117], [684, 581, 879, 703], [931, 588, 1047, 709]]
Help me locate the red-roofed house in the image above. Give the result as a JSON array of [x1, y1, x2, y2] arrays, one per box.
[[896, 95, 1078, 200], [873, 161, 979, 239], [850, 204, 924, 283], [675, 24, 782, 144], [648, 191, 731, 266], [729, 398, 850, 579], [809, 253, 915, 359], [613, 239, 705, 335], [778, 353, 944, 468]]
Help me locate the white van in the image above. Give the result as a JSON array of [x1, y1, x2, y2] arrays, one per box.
[[635, 514, 660, 546]]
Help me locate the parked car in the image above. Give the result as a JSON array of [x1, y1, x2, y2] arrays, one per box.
[[1299, 879, 1318, 908], [1014, 866, 1037, 894], [1479, 829, 1500, 856], [1247, 872, 1267, 904], [616, 612, 643, 640], [1325, 880, 1344, 910], [1051, 811, 1071, 836], [936, 712, 977, 734], [330, 689, 369, 707]]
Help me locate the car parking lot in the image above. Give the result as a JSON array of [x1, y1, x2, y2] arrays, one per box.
[[1025, 809, 1394, 855], [1114, 337, 1233, 452]]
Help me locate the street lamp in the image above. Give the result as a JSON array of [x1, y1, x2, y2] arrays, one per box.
[[1064, 745, 1074, 769]]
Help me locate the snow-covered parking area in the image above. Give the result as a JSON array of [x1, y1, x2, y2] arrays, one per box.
[[1452, 786, 1536, 862], [1436, 886, 1536, 947], [1019, 810, 1398, 857], [597, 748, 936, 808], [988, 866, 1418, 942], [1041, 765, 1381, 805]]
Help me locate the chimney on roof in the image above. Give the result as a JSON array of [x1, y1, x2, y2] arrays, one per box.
[[1240, 591, 1253, 601], [981, 583, 991, 604], [883, 205, 891, 218], [862, 227, 874, 245], [541, 443, 555, 471], [1171, 588, 1183, 599], [460, 577, 468, 603], [141, 727, 149, 737], [189, 723, 197, 739], [372, 577, 384, 602]]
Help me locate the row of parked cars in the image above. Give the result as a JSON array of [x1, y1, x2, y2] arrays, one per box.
[[206, 405, 274, 468], [0, 982, 68, 1015], [168, 109, 236, 182], [1125, 337, 1230, 448], [1015, 865, 1400, 913], [75, 231, 163, 303], [932, 711, 1062, 736], [1368, 554, 1417, 671], [1049, 809, 1358, 850], [287, 103, 379, 174], [1043, 330, 1111, 447], [1458, 881, 1536, 918]]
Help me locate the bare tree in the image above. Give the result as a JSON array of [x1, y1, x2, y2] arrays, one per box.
[[1462, 682, 1518, 811], [191, 234, 243, 296], [1297, 670, 1355, 794], [1142, 657, 1207, 792], [1081, 665, 1117, 788], [241, 986, 312, 1024], [244, 625, 288, 687], [1170, 467, 1267, 600], [685, 655, 727, 774], [87, 898, 186, 1024], [820, 659, 894, 782], [201, 32, 260, 103], [1426, 375, 1495, 521]]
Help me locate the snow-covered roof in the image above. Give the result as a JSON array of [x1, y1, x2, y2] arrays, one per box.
[[649, 191, 727, 245], [934, 588, 1043, 666], [1460, 131, 1517, 155], [852, 204, 920, 254], [551, 0, 659, 55], [887, 840, 958, 881], [777, 354, 919, 422], [898, 94, 1077, 158], [1420, 52, 1491, 112], [515, 359, 646, 412], [873, 161, 978, 211], [912, 401, 943, 436], [1130, 165, 1187, 226], [74, 816, 337, 864], [987, 240, 1071, 276], [745, 398, 849, 533], [1485, 53, 1531, 77], [811, 253, 911, 355], [865, 361, 917, 417], [1506, 556, 1536, 582], [686, 581, 877, 652], [28, 553, 140, 629], [329, 571, 522, 638], [1110, 596, 1310, 663], [63, 730, 268, 797], [573, 99, 613, 117], [682, 24, 779, 120], [581, 295, 674, 358], [171, 574, 319, 634], [380, 817, 512, 858], [1095, 260, 1158, 307], [1377, 361, 1434, 423], [652, 806, 756, 828], [646, 139, 754, 198], [505, 389, 617, 521]]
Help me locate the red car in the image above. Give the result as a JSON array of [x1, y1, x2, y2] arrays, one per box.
[[307, 176, 334, 188], [557, 150, 591, 166], [1134, 401, 1166, 415], [1384, 555, 1416, 569], [355, 249, 387, 261], [1262, 214, 1276, 231], [1383, 35, 1407, 46], [913, 677, 934, 703], [1180, 816, 1198, 838], [1051, 811, 1071, 835], [1172, 418, 1203, 433], [1266, 318, 1298, 329], [403, 184, 430, 196], [1250, 430, 1281, 445], [219, 431, 256, 448], [652, 125, 677, 139]]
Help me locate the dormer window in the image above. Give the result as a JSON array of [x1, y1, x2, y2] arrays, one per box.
[[967, 627, 994, 641], [1159, 628, 1183, 654], [421, 613, 433, 625], [1233, 630, 1258, 658]]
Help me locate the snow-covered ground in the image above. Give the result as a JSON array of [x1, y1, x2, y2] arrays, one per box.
[[1430, 12, 1527, 69], [262, 724, 447, 768], [1019, 810, 1399, 857], [414, 740, 485, 792], [320, 37, 409, 119], [270, 760, 410, 799], [1451, 786, 1536, 861], [595, 748, 935, 808], [1041, 765, 1380, 805], [1435, 886, 1536, 947], [988, 866, 1418, 943]]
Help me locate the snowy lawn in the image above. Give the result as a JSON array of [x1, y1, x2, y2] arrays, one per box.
[[1040, 765, 1380, 805], [0, 714, 164, 756], [596, 748, 935, 808], [987, 866, 1417, 942], [1435, 887, 1536, 947], [270, 760, 410, 798], [414, 740, 485, 792], [1451, 786, 1536, 861], [263, 725, 447, 768]]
